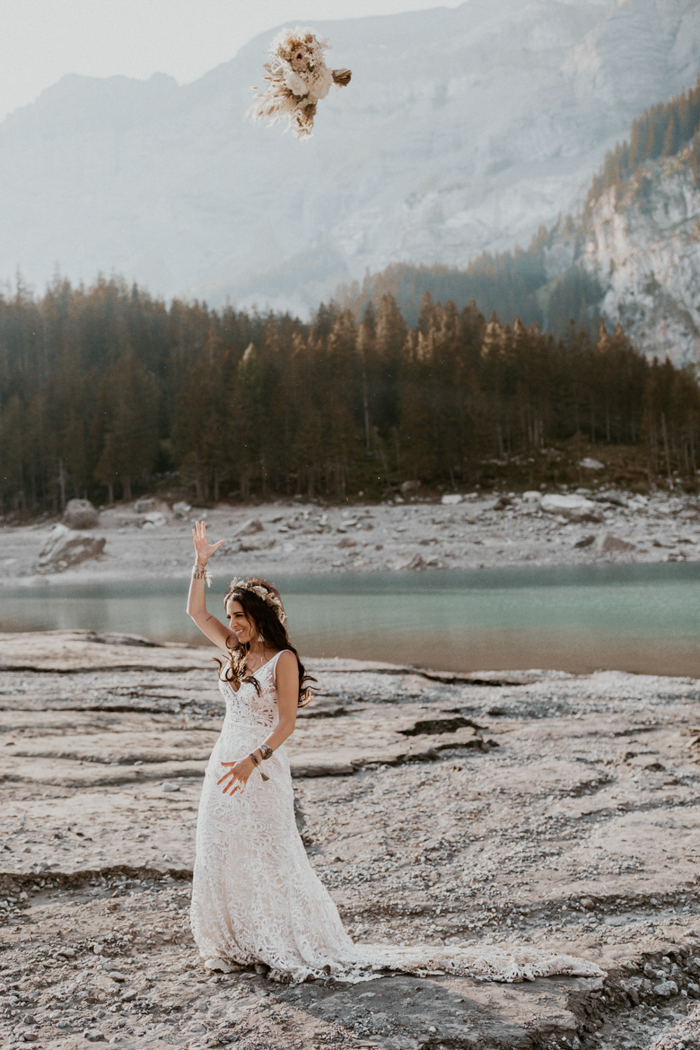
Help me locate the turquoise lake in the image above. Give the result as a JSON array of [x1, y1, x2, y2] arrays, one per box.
[[2, 563, 699, 675]]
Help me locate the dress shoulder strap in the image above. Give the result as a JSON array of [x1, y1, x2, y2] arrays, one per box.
[[267, 648, 292, 685]]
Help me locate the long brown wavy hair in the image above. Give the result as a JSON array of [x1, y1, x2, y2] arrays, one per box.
[[216, 577, 315, 706]]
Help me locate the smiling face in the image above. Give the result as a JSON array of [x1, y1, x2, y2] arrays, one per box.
[[226, 598, 257, 646]]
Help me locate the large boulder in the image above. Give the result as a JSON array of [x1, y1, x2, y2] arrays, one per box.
[[540, 494, 603, 523], [62, 499, 98, 529], [601, 534, 636, 553], [37, 524, 106, 574], [134, 498, 172, 519], [391, 552, 428, 570], [141, 512, 167, 529]]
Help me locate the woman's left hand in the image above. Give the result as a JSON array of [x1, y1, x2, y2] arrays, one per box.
[[217, 757, 254, 796]]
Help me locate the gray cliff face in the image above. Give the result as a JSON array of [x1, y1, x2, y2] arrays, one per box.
[[1, 0, 700, 314], [580, 156, 700, 366]]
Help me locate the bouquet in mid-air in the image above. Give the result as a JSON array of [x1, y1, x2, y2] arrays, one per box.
[[245, 27, 352, 142]]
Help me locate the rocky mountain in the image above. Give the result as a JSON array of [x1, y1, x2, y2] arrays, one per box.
[[1, 0, 700, 315], [575, 153, 700, 366]]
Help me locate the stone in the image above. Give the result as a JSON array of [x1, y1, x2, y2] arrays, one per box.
[[400, 480, 420, 493], [84, 1032, 106, 1042], [596, 492, 628, 507], [172, 501, 191, 518], [108, 972, 126, 982], [161, 782, 180, 792], [522, 491, 541, 501], [392, 553, 427, 571], [574, 534, 596, 548], [141, 512, 167, 529], [338, 537, 357, 548], [231, 518, 263, 538], [441, 494, 462, 505], [63, 499, 98, 529], [239, 537, 276, 552], [601, 534, 636, 554], [540, 494, 603, 522], [580, 458, 604, 470], [37, 525, 106, 573], [133, 498, 157, 513], [653, 979, 679, 998]]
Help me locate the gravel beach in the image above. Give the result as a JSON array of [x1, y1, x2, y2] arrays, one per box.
[[1, 488, 697, 588]]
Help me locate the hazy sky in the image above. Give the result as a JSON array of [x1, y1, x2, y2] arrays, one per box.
[[0, 0, 464, 122]]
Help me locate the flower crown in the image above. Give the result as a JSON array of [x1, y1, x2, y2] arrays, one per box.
[[229, 577, 288, 627]]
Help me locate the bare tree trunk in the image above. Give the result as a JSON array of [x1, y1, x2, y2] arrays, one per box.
[[123, 475, 132, 501], [107, 481, 114, 505], [661, 413, 672, 487], [496, 422, 504, 459], [361, 362, 370, 453], [57, 459, 66, 511], [691, 429, 697, 477]]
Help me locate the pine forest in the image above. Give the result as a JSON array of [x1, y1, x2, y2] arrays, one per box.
[[0, 277, 698, 514]]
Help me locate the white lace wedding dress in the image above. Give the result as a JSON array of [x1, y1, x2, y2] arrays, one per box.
[[190, 650, 602, 984]]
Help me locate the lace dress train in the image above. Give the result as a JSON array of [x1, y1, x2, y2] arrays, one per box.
[[190, 651, 602, 984]]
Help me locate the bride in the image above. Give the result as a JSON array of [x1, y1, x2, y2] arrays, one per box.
[[187, 520, 602, 984]]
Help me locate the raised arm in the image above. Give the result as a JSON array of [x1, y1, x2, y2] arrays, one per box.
[[186, 520, 231, 650]]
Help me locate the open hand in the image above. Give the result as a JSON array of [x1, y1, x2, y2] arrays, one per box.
[[192, 520, 225, 564], [217, 757, 253, 796]]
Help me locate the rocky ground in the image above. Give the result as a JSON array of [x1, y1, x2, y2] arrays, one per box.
[[0, 487, 698, 589], [1, 631, 700, 1049]]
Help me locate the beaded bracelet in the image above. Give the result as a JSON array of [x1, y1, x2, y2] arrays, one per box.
[[250, 751, 270, 781], [192, 565, 212, 587]]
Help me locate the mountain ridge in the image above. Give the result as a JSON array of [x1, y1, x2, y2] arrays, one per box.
[[0, 0, 699, 314]]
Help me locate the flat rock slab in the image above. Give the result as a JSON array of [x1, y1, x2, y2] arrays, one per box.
[[0, 630, 212, 673], [3, 633, 700, 1049], [0, 876, 603, 1050]]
